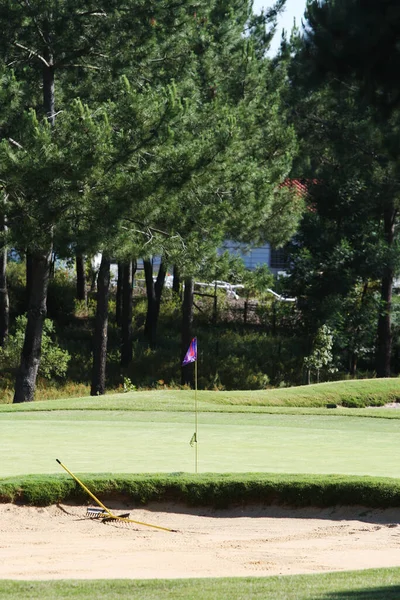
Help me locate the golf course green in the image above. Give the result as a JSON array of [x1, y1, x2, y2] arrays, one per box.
[[1, 407, 400, 477]]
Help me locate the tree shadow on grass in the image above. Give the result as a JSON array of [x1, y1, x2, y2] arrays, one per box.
[[323, 586, 400, 599]]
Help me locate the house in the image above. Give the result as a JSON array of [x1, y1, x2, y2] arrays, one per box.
[[222, 180, 309, 275], [93, 180, 307, 282], [221, 240, 290, 276]]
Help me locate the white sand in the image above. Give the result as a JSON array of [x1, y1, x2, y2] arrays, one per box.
[[1, 503, 400, 579]]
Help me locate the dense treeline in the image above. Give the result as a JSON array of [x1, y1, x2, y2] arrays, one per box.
[[0, 0, 302, 401], [1, 0, 400, 401], [1, 259, 397, 401], [281, 0, 400, 380]]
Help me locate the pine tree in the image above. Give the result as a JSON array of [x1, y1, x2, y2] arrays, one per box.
[[287, 3, 400, 377], [1, 101, 112, 401], [1, 0, 301, 397], [0, 0, 201, 400], [0, 68, 21, 346]]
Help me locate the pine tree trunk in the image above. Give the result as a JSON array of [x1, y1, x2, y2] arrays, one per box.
[[376, 206, 394, 378], [143, 259, 157, 349], [350, 281, 368, 377], [0, 211, 9, 346], [116, 262, 123, 327], [26, 251, 33, 310], [154, 260, 167, 322], [13, 248, 52, 403], [91, 255, 110, 396], [89, 259, 98, 292], [172, 264, 181, 297], [13, 40, 55, 403], [43, 42, 55, 125], [75, 252, 87, 304], [349, 352, 357, 377], [144, 259, 166, 349], [377, 272, 393, 377], [181, 276, 194, 386], [120, 260, 136, 367], [143, 259, 156, 344]]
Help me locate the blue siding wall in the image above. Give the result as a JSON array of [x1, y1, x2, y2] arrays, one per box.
[[221, 241, 271, 271]]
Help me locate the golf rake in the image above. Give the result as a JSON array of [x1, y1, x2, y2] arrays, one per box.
[[56, 459, 177, 532], [86, 506, 131, 524]]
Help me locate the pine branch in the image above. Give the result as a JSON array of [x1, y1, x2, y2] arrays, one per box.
[[8, 138, 24, 150], [58, 63, 102, 71], [56, 44, 97, 66], [17, 0, 49, 50], [123, 218, 170, 238], [14, 42, 50, 67], [76, 10, 107, 17], [292, 106, 386, 165]]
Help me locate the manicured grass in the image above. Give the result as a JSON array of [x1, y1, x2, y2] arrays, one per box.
[[1, 409, 400, 477], [1, 377, 400, 410], [2, 472, 400, 508], [1, 568, 400, 599], [2, 386, 400, 598]]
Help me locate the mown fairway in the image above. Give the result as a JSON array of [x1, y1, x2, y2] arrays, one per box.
[[1, 405, 400, 477]]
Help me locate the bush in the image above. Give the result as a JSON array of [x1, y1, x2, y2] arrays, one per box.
[[6, 259, 27, 317], [47, 268, 76, 322], [0, 315, 70, 380], [213, 355, 270, 390]]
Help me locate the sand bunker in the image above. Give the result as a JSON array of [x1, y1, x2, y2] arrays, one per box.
[[1, 503, 400, 579]]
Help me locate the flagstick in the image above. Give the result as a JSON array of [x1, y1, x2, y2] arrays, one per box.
[[195, 358, 198, 474]]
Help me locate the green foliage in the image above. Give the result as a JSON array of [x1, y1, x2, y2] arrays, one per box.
[[0, 0, 304, 402], [304, 324, 336, 383], [1, 268, 397, 396], [5, 259, 26, 317], [0, 315, 70, 379], [331, 282, 379, 373], [74, 297, 97, 319], [212, 355, 270, 391], [47, 267, 77, 322], [304, 0, 400, 115], [289, 0, 400, 378], [241, 265, 274, 298], [5, 258, 25, 287], [123, 377, 137, 393]]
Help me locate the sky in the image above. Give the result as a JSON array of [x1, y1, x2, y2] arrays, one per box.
[[252, 0, 308, 54]]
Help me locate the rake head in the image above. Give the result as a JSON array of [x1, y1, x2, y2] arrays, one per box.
[[86, 507, 107, 519], [101, 512, 130, 523], [86, 507, 131, 523]]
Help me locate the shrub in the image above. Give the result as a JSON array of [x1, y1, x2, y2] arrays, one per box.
[[0, 315, 70, 379], [47, 267, 76, 322], [6, 259, 27, 317], [214, 355, 270, 390]]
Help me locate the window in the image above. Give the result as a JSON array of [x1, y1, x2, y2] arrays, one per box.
[[270, 246, 290, 271]]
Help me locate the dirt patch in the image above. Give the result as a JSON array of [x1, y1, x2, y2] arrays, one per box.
[[1, 503, 400, 579]]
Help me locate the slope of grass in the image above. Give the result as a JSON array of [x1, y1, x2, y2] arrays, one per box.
[[1, 378, 400, 413], [2, 472, 400, 508], [1, 569, 400, 599]]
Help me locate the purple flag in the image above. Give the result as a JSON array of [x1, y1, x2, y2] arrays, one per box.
[[182, 337, 197, 366]]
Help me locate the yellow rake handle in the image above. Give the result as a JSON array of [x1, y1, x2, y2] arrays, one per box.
[[56, 459, 175, 532]]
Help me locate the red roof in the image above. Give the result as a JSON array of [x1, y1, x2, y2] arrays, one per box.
[[281, 179, 316, 196]]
